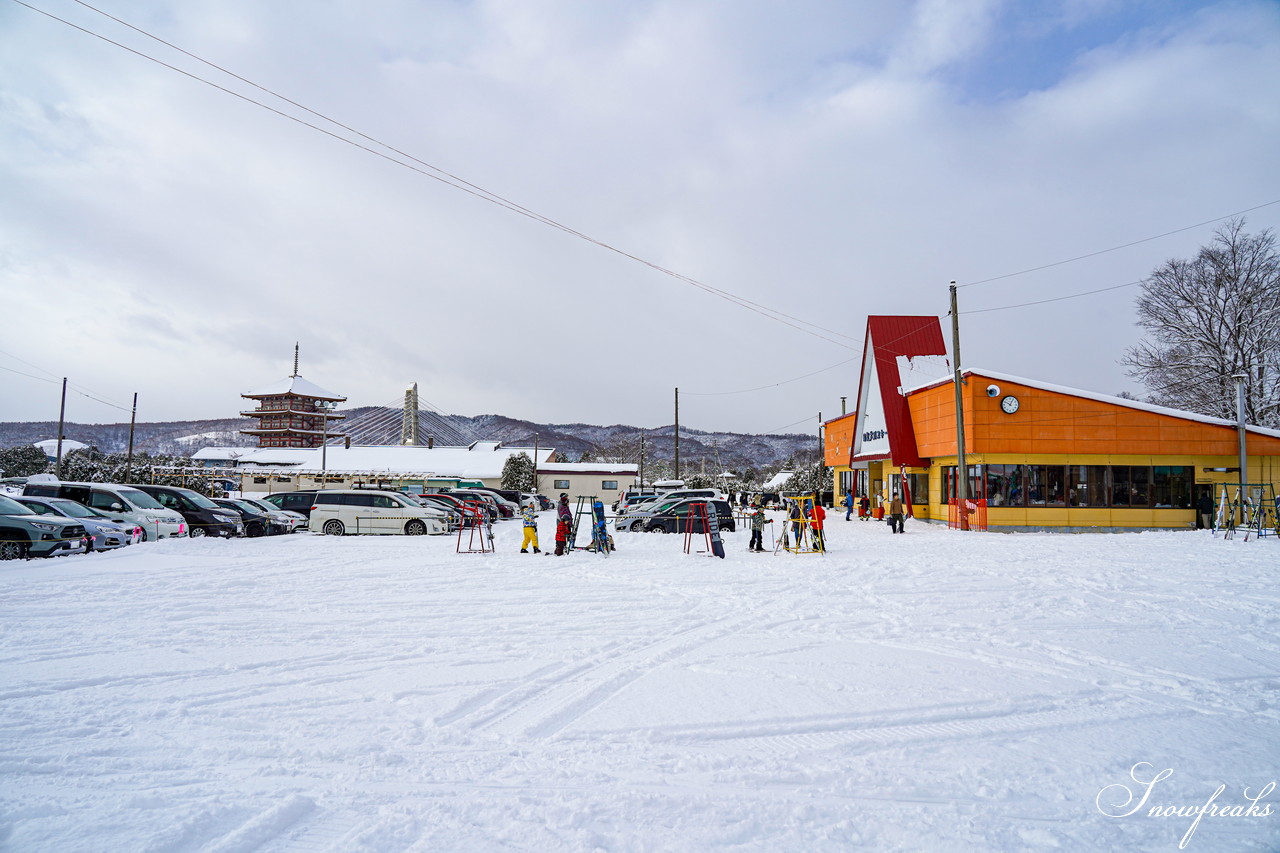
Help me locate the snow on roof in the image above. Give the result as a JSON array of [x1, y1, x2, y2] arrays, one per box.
[[225, 444, 555, 479], [242, 375, 346, 401], [902, 367, 1280, 439], [190, 447, 255, 462], [762, 471, 793, 490], [539, 462, 639, 475], [34, 439, 87, 455]]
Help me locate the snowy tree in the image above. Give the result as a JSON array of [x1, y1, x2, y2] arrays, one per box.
[[682, 472, 713, 489], [1122, 220, 1280, 427], [0, 444, 50, 478], [500, 452, 536, 492], [781, 461, 832, 497]]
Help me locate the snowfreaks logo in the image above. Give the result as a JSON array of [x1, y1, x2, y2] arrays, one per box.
[[1096, 762, 1276, 849]]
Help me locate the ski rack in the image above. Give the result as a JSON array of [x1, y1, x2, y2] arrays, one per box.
[[568, 496, 597, 552], [683, 501, 713, 555], [775, 493, 824, 555], [1216, 483, 1279, 541], [455, 500, 493, 553]]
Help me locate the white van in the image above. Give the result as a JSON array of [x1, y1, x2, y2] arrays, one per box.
[[310, 490, 446, 536], [22, 480, 187, 540]]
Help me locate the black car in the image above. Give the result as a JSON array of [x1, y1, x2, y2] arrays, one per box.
[[212, 498, 272, 537], [260, 490, 320, 519], [131, 484, 242, 538], [641, 499, 736, 534]]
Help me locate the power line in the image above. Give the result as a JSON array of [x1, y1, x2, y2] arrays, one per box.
[[684, 355, 863, 396], [960, 279, 1143, 315], [958, 198, 1280, 288], [15, 0, 861, 351]]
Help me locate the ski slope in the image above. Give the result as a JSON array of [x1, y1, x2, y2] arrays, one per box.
[[2, 514, 1277, 851]]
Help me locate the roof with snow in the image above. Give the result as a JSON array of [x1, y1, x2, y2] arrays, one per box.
[[539, 462, 639, 475], [190, 447, 256, 462], [762, 471, 793, 490], [33, 439, 87, 456], [904, 367, 1280, 439], [242, 375, 346, 401]]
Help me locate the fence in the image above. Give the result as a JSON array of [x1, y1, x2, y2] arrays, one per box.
[[947, 499, 988, 532]]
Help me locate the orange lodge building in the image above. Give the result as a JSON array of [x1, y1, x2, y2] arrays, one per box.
[[826, 316, 1280, 531]]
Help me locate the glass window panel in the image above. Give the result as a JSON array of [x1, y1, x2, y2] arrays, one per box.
[[1043, 466, 1066, 507], [1110, 466, 1130, 506], [1025, 466, 1047, 506], [1130, 466, 1150, 507]]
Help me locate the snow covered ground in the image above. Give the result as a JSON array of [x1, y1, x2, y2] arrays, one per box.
[[2, 513, 1278, 852]]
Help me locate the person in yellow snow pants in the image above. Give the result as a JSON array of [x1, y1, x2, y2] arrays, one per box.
[[519, 504, 541, 553]]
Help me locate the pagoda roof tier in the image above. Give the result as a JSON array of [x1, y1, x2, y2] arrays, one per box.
[[240, 428, 347, 438], [239, 409, 346, 419], [241, 375, 346, 401]]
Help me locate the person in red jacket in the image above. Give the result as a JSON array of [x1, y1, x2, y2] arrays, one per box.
[[811, 502, 826, 551]]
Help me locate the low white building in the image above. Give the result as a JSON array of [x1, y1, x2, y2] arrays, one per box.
[[193, 442, 555, 494], [537, 463, 639, 506]]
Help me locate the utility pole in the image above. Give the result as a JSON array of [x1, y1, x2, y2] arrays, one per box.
[[1234, 372, 1248, 494], [55, 377, 67, 479], [126, 392, 138, 473], [950, 282, 969, 528], [639, 430, 646, 487], [533, 432, 539, 494], [674, 387, 680, 480]]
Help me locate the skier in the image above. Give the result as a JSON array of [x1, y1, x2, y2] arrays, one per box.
[[788, 499, 804, 547], [553, 515, 571, 555], [519, 503, 541, 553], [843, 491, 855, 521], [859, 494, 870, 520], [888, 492, 905, 534], [747, 503, 772, 552], [811, 502, 826, 551]]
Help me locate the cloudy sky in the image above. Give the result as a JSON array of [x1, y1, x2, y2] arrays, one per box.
[[2, 0, 1278, 435]]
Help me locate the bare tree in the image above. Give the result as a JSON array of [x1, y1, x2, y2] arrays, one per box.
[[1122, 219, 1280, 427]]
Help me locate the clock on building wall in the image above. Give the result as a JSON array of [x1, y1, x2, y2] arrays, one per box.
[[1000, 395, 1020, 414]]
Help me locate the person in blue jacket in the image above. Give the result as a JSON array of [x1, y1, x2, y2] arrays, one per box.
[[843, 491, 855, 521]]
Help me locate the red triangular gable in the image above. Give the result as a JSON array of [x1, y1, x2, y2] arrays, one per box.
[[849, 316, 949, 469]]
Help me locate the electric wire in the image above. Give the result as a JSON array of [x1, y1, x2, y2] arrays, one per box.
[[960, 279, 1143, 315], [957, 198, 1280, 288], [15, 0, 861, 350]]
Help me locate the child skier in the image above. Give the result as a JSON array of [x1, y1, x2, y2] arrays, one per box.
[[748, 504, 772, 552], [550, 512, 570, 550], [519, 504, 541, 553]]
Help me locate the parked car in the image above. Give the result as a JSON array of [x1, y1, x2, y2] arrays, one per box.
[[211, 498, 273, 537], [615, 489, 725, 526], [615, 498, 736, 534], [416, 493, 481, 526], [22, 480, 186, 540], [131, 484, 242, 538], [398, 494, 460, 531], [460, 488, 518, 518], [0, 495, 89, 559], [310, 490, 445, 536], [260, 490, 319, 519], [13, 496, 138, 552], [443, 490, 501, 522], [237, 497, 307, 534]]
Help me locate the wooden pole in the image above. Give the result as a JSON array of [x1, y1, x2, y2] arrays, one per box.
[[55, 377, 67, 479], [950, 283, 969, 528]]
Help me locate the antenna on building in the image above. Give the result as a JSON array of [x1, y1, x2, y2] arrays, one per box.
[[292, 342, 300, 377]]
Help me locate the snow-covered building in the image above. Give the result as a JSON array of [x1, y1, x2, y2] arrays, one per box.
[[33, 439, 87, 461], [537, 462, 639, 505], [824, 315, 1280, 531], [208, 442, 556, 494]]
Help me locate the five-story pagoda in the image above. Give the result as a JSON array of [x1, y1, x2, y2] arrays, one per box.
[[240, 346, 346, 448]]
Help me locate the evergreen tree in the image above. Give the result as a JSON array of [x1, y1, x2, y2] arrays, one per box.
[[0, 444, 50, 478], [500, 452, 536, 492]]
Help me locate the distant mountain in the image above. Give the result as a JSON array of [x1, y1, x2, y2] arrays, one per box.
[[0, 411, 817, 474]]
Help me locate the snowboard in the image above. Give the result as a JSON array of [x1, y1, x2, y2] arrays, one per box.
[[705, 501, 725, 559], [592, 500, 610, 558]]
